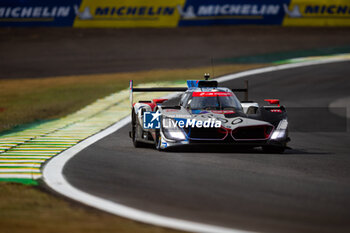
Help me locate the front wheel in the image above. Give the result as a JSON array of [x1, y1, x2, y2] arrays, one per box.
[[131, 111, 147, 148], [132, 122, 146, 148]]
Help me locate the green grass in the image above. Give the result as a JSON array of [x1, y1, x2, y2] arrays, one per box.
[[0, 178, 38, 186], [0, 182, 181, 233]]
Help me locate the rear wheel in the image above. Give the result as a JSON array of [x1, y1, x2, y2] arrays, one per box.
[[131, 110, 147, 148]]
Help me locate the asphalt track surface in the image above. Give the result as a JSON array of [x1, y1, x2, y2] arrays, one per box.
[[1, 27, 350, 79], [64, 62, 350, 233]]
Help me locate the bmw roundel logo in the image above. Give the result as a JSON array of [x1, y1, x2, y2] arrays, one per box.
[[232, 118, 243, 124]]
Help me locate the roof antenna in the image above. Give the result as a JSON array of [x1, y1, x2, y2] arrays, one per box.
[[204, 73, 210, 80]]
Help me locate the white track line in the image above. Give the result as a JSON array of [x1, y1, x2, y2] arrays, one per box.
[[0, 168, 40, 172], [0, 174, 42, 179], [215, 56, 350, 83], [0, 164, 41, 167], [43, 56, 350, 233], [0, 160, 45, 163], [1, 156, 51, 159]]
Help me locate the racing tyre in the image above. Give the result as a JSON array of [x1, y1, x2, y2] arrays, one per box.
[[132, 123, 144, 148], [131, 111, 147, 148]]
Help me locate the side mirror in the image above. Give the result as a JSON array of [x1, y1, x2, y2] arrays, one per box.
[[246, 106, 258, 114]]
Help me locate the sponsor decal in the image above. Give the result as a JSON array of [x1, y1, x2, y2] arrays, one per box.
[[192, 92, 233, 97], [178, 0, 289, 26], [211, 110, 235, 114], [165, 109, 180, 112], [163, 118, 222, 128], [2, 0, 349, 27], [161, 142, 168, 148], [143, 111, 221, 129], [0, 0, 81, 26], [186, 80, 200, 88], [143, 111, 161, 129], [74, 0, 185, 28], [283, 0, 350, 26]]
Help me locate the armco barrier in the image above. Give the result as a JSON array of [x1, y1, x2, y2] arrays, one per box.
[[0, 0, 349, 27]]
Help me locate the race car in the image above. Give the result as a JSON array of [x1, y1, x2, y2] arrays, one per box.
[[129, 74, 290, 153]]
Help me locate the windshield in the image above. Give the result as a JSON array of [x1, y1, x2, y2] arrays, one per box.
[[186, 92, 242, 110]]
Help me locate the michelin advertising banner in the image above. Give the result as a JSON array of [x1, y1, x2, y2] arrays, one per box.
[[283, 0, 350, 26], [1, 0, 349, 27], [74, 0, 184, 27], [178, 0, 289, 26], [0, 0, 81, 27]]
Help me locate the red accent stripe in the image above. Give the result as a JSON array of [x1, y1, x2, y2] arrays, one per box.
[[144, 103, 157, 111], [192, 92, 232, 97], [134, 102, 156, 111], [152, 99, 168, 104], [264, 99, 280, 106], [211, 110, 235, 114]]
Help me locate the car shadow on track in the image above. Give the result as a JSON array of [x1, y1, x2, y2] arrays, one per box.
[[138, 144, 330, 155]]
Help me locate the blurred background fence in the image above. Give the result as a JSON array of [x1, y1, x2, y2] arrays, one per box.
[[1, 0, 350, 27]]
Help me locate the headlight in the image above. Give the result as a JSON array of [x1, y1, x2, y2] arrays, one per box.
[[162, 118, 186, 141], [271, 119, 288, 140]]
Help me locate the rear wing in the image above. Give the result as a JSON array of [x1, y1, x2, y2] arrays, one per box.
[[129, 79, 249, 108], [232, 80, 249, 101], [129, 80, 187, 108]]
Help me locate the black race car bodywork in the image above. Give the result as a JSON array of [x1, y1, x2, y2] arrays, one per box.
[[129, 77, 290, 153]]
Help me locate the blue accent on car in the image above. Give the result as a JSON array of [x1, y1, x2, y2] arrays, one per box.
[[143, 112, 161, 129], [191, 110, 209, 114], [187, 80, 200, 88]]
